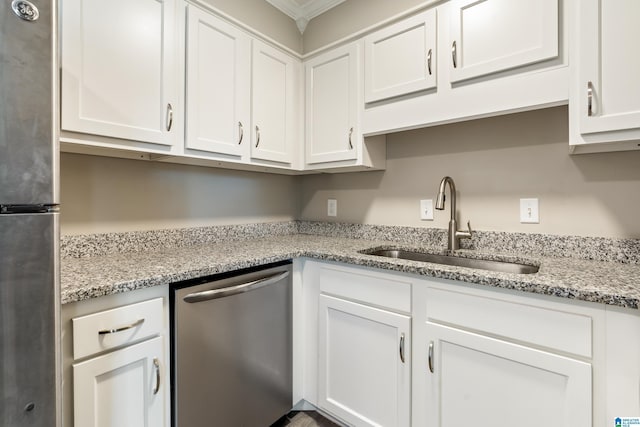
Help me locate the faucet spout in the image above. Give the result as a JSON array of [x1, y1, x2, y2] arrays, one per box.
[[435, 176, 472, 252], [435, 176, 456, 215]]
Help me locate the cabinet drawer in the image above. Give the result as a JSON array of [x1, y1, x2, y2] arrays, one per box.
[[318, 264, 411, 313], [72, 297, 163, 360], [425, 286, 592, 358]]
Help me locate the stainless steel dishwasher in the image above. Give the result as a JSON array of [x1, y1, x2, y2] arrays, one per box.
[[171, 262, 293, 427]]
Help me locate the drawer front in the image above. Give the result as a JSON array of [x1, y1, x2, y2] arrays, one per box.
[[73, 297, 164, 360], [319, 264, 411, 313], [425, 286, 592, 358]]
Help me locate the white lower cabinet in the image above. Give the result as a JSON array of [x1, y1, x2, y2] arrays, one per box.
[[298, 260, 618, 427], [414, 280, 595, 427], [73, 337, 164, 427], [62, 287, 169, 427], [318, 294, 411, 427], [423, 323, 591, 427]]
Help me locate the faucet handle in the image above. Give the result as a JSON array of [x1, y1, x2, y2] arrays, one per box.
[[456, 220, 473, 240]]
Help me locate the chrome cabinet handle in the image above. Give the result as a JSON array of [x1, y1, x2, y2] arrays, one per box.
[[428, 341, 434, 373], [399, 333, 406, 364], [348, 127, 354, 149], [153, 358, 161, 395], [166, 103, 173, 132], [427, 48, 433, 75], [98, 318, 145, 335], [451, 41, 457, 68], [238, 122, 244, 144], [255, 125, 261, 148], [587, 81, 594, 117], [183, 271, 290, 303]]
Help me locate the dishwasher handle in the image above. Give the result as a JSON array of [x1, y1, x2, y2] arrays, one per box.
[[182, 270, 290, 303]]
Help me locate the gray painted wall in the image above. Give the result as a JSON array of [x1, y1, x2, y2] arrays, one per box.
[[61, 153, 299, 235], [299, 106, 640, 239]]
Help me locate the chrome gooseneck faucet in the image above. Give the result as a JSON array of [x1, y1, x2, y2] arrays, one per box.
[[435, 176, 473, 251]]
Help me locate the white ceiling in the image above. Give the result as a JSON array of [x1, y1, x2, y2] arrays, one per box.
[[265, 0, 346, 33]]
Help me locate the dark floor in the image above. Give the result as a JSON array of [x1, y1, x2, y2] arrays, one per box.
[[270, 410, 343, 427]]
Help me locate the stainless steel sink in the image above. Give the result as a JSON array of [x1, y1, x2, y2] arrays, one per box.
[[362, 249, 539, 274]]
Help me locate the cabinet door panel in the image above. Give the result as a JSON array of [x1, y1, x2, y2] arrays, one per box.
[[73, 337, 164, 427], [251, 41, 297, 164], [579, 0, 640, 134], [450, 0, 559, 83], [364, 10, 437, 103], [305, 44, 359, 164], [425, 323, 591, 427], [185, 6, 250, 156], [61, 0, 176, 146], [318, 294, 410, 427]]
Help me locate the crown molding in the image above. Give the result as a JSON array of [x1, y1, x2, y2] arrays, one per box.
[[265, 0, 346, 33]]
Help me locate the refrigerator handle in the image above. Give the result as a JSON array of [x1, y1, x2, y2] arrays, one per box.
[[183, 271, 290, 303]]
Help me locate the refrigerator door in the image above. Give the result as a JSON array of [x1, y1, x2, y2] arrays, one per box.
[[0, 0, 57, 205], [0, 213, 59, 426]]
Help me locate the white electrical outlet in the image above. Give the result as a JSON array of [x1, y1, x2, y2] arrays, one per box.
[[520, 198, 539, 223], [420, 199, 434, 220], [327, 199, 337, 217]]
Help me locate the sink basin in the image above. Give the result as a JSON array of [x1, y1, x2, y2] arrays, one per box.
[[362, 249, 539, 275]]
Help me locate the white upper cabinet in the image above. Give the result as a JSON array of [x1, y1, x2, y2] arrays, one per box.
[[305, 43, 359, 164], [449, 0, 559, 83], [304, 42, 386, 170], [570, 0, 640, 153], [251, 40, 300, 164], [61, 0, 178, 148], [364, 9, 437, 103], [363, 0, 568, 136], [184, 6, 250, 157]]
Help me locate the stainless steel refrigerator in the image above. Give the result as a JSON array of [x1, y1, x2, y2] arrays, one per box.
[[1, 1, 60, 426]]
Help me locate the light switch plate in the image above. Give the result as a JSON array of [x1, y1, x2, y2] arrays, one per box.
[[420, 199, 434, 220], [520, 198, 539, 223], [327, 199, 337, 217]]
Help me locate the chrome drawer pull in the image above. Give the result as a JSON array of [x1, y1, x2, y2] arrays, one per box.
[[153, 358, 161, 395], [452, 41, 457, 68], [166, 103, 173, 132], [255, 125, 261, 148], [427, 49, 433, 75], [428, 341, 434, 373], [98, 318, 145, 335], [399, 333, 406, 363], [587, 81, 594, 117], [348, 127, 354, 149], [238, 122, 244, 144]]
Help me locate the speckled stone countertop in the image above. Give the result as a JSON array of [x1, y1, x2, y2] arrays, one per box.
[[61, 222, 640, 309]]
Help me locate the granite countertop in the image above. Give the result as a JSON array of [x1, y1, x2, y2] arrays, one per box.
[[61, 232, 640, 309]]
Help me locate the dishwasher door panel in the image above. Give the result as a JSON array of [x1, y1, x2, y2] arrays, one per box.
[[173, 264, 292, 427]]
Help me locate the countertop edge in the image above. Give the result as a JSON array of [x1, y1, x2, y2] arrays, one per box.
[[60, 236, 640, 309]]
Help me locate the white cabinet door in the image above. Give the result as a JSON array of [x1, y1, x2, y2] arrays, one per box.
[[251, 40, 298, 164], [73, 336, 165, 427], [185, 6, 250, 157], [61, 0, 177, 146], [305, 43, 359, 165], [318, 294, 411, 427], [364, 9, 437, 103], [578, 0, 640, 135], [449, 0, 559, 83], [424, 323, 591, 427]]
